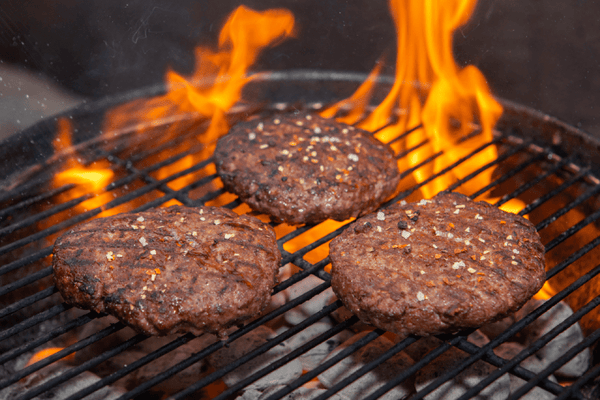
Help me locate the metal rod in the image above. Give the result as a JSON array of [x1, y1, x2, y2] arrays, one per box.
[[0, 311, 97, 370], [0, 285, 56, 319]]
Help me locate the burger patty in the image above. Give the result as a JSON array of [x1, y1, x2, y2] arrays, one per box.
[[214, 111, 400, 225], [329, 192, 546, 337], [52, 206, 281, 337]]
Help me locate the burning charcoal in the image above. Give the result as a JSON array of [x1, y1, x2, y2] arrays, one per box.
[[525, 300, 590, 378], [330, 306, 373, 333], [405, 329, 488, 362], [468, 330, 490, 347], [286, 320, 354, 370], [415, 346, 510, 400], [235, 387, 263, 400], [318, 331, 415, 400], [208, 325, 302, 390], [76, 320, 216, 391], [479, 299, 540, 340], [120, 334, 217, 393], [283, 274, 337, 325], [73, 316, 137, 368], [267, 263, 295, 312], [258, 385, 350, 400], [480, 299, 590, 378], [0, 361, 126, 400], [494, 342, 557, 400], [404, 336, 444, 361]]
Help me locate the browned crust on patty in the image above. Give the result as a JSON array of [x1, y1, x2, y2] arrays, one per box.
[[52, 206, 281, 337], [330, 192, 546, 337], [214, 111, 400, 225]]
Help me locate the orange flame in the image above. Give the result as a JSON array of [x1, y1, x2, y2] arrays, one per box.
[[103, 6, 295, 207], [322, 0, 503, 200], [533, 281, 556, 301], [53, 118, 115, 217], [25, 347, 73, 367], [165, 6, 296, 142]]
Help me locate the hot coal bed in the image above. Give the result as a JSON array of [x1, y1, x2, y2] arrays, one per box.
[[1, 72, 600, 400]]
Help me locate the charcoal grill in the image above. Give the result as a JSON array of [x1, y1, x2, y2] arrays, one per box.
[[1, 70, 600, 400]]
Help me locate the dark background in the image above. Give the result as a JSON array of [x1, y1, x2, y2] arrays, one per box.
[[1, 0, 599, 138]]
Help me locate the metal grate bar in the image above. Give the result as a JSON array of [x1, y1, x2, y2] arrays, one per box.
[[535, 182, 600, 231], [0, 246, 52, 277], [394, 138, 429, 160], [413, 261, 600, 400], [0, 184, 75, 220], [18, 331, 146, 400], [446, 139, 529, 193], [493, 156, 571, 207], [0, 207, 101, 257], [280, 225, 348, 268], [116, 260, 333, 400], [212, 302, 351, 400], [545, 231, 600, 280], [337, 334, 467, 400], [0, 193, 94, 238], [0, 174, 52, 204], [310, 335, 419, 400], [120, 121, 211, 165], [123, 163, 197, 208], [62, 333, 196, 400], [557, 355, 600, 400], [385, 124, 423, 146], [258, 315, 362, 400], [507, 311, 600, 400], [0, 311, 98, 369], [293, 330, 385, 400], [451, 340, 563, 395], [169, 282, 336, 400], [387, 136, 503, 206], [0, 266, 53, 298], [0, 302, 69, 343], [0, 312, 104, 388], [470, 152, 545, 200], [519, 168, 591, 216], [0, 155, 215, 257], [272, 264, 327, 296], [0, 286, 56, 319], [544, 206, 600, 253]]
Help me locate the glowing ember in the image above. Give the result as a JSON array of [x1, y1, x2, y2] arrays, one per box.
[[25, 347, 72, 367], [533, 281, 556, 301], [322, 0, 503, 200]]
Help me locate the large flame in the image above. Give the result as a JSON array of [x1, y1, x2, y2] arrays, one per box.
[[289, 0, 528, 272], [53, 118, 115, 217], [322, 0, 503, 201], [162, 6, 295, 142], [103, 6, 295, 207]]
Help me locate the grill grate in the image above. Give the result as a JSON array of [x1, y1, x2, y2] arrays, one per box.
[[1, 74, 600, 399]]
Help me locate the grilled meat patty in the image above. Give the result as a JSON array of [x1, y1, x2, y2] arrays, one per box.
[[330, 192, 546, 337], [214, 111, 400, 225], [52, 205, 281, 337]]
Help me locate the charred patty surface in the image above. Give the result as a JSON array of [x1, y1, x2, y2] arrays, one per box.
[[330, 192, 546, 337], [52, 206, 281, 337], [214, 111, 400, 225]]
